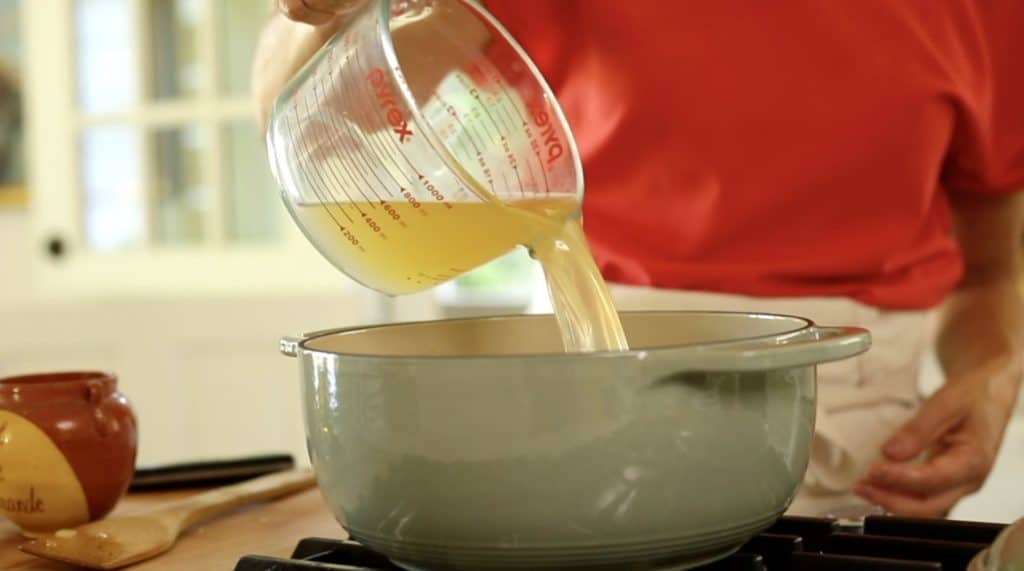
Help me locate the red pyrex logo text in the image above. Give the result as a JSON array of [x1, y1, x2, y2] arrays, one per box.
[[366, 68, 413, 143], [527, 102, 564, 166]]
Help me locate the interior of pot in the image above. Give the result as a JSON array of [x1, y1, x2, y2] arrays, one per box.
[[303, 311, 812, 357]]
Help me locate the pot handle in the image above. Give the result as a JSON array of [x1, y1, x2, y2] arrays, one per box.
[[686, 325, 871, 371], [279, 336, 303, 358], [279, 326, 350, 357]]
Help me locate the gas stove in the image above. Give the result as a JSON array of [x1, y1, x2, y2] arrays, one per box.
[[233, 514, 1006, 570]]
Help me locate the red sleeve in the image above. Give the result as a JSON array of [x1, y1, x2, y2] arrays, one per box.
[[482, 0, 573, 90], [944, 0, 1024, 195], [982, 0, 1024, 192]]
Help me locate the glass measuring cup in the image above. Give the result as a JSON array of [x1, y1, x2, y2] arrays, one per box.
[[266, 0, 583, 295]]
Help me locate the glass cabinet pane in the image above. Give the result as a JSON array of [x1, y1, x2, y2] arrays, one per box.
[[220, 0, 269, 96], [75, 0, 139, 113], [81, 126, 144, 251], [149, 0, 203, 100], [0, 0, 19, 63], [0, 0, 24, 188], [153, 126, 207, 244], [223, 120, 280, 243]]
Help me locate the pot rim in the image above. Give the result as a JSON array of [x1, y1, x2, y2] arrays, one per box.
[[283, 310, 871, 370]]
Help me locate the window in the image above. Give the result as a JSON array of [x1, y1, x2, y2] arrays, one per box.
[[72, 0, 277, 250], [22, 0, 541, 307], [23, 0, 355, 296], [72, 0, 284, 251]]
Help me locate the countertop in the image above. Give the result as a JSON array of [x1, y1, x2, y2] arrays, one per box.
[[0, 487, 342, 570], [2, 416, 1020, 569]]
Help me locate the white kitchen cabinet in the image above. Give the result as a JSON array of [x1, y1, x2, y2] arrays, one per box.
[[0, 292, 385, 467], [3, 0, 507, 468]]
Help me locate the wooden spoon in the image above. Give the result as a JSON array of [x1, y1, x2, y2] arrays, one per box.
[[19, 468, 317, 569]]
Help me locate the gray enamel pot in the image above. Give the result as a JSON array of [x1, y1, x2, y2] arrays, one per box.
[[281, 311, 870, 570]]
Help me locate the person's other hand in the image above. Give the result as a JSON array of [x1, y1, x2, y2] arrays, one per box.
[[854, 362, 1020, 517], [278, 0, 366, 26]]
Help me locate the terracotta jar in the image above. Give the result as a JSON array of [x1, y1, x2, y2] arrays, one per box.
[[0, 371, 137, 535]]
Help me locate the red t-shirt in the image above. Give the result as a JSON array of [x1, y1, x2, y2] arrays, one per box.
[[486, 1, 1024, 309]]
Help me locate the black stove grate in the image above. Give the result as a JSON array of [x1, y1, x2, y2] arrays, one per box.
[[233, 515, 1006, 570]]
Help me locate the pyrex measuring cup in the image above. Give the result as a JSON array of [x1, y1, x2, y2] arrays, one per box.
[[266, 0, 583, 295]]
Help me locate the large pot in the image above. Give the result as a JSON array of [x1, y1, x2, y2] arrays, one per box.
[[281, 311, 870, 570]]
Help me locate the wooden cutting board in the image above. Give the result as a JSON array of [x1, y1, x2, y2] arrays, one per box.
[[0, 487, 344, 569]]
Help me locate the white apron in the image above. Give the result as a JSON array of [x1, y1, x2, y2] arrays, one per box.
[[544, 283, 939, 517]]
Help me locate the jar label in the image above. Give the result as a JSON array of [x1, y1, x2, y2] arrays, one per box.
[[0, 411, 89, 533]]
